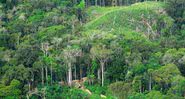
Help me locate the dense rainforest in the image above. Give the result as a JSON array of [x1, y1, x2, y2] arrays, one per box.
[[0, 0, 184, 98]]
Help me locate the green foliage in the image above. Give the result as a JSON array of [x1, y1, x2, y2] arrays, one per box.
[[91, 59, 98, 73], [90, 44, 112, 60], [27, 10, 45, 23], [86, 84, 107, 95], [0, 79, 21, 97], [128, 91, 184, 99], [2, 65, 30, 84], [145, 91, 166, 99], [69, 88, 89, 99], [109, 82, 133, 99], [168, 75, 185, 97], [89, 94, 102, 99], [77, 0, 85, 10], [14, 44, 39, 66], [153, 64, 180, 84], [0, 0, 184, 98], [166, 0, 185, 29], [37, 25, 65, 41], [128, 92, 146, 99], [45, 85, 63, 98], [52, 86, 89, 99]]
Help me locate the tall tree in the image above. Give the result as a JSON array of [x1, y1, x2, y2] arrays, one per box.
[[63, 45, 82, 86], [90, 44, 112, 86]]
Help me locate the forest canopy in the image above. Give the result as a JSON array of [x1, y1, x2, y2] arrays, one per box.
[[0, 0, 184, 98]]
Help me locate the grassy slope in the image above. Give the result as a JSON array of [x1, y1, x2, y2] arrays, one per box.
[[83, 2, 173, 41]]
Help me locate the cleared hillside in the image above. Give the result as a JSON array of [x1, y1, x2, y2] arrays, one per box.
[[83, 2, 173, 40]]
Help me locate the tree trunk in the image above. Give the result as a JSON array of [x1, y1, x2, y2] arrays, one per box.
[[75, 65, 77, 80], [26, 94, 30, 99], [86, 0, 89, 7], [126, 0, 129, 5], [98, 68, 101, 80], [17, 34, 20, 46], [31, 71, 34, 90], [99, 0, 102, 6], [101, 62, 105, 87], [72, 18, 75, 34], [102, 0, 105, 6], [80, 67, 83, 79], [68, 62, 72, 86], [119, 0, 123, 6], [149, 74, 152, 91], [95, 0, 98, 6], [50, 65, 53, 85], [45, 67, 48, 85], [28, 82, 31, 92], [66, 70, 68, 84], [42, 67, 44, 86], [140, 81, 142, 93], [43, 94, 46, 99]]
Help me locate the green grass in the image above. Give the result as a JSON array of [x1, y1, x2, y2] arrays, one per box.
[[85, 1, 166, 29], [86, 6, 121, 21], [83, 1, 172, 41]]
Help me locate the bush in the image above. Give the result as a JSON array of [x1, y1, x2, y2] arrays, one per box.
[[86, 84, 107, 95], [69, 88, 89, 99], [109, 82, 133, 99], [128, 92, 146, 99], [90, 94, 101, 99]]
